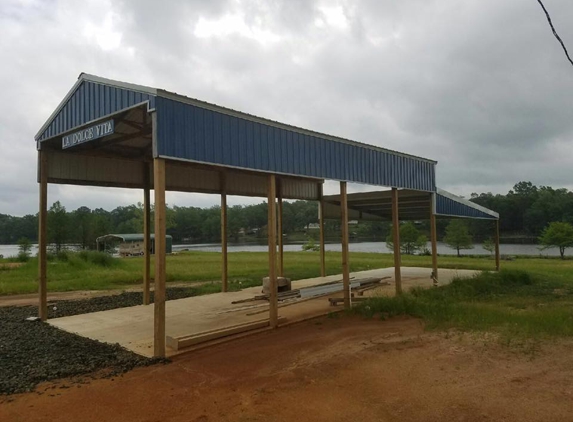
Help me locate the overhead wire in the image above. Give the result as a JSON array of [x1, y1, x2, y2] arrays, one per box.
[[536, 0, 573, 67]]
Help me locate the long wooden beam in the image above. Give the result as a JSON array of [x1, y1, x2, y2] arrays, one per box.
[[221, 173, 228, 292], [326, 197, 430, 207], [143, 162, 151, 305], [391, 188, 402, 294], [351, 204, 430, 211], [277, 179, 284, 278], [267, 174, 279, 328], [153, 157, 167, 358], [495, 219, 501, 271], [38, 151, 48, 321], [319, 182, 326, 277], [340, 181, 350, 309], [430, 193, 438, 286]]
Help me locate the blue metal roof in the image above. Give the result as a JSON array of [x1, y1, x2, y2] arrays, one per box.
[[155, 96, 436, 190], [36, 73, 437, 191], [435, 189, 499, 220], [322, 188, 499, 221]]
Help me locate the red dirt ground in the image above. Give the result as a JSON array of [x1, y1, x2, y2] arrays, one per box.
[[0, 262, 23, 270], [2, 316, 573, 422]]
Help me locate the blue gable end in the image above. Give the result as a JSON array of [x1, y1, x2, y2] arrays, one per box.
[[36, 78, 156, 142]]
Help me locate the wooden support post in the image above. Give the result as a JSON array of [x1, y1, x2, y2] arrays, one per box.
[[430, 193, 438, 286], [267, 175, 279, 328], [143, 163, 151, 305], [220, 173, 228, 292], [277, 179, 284, 278], [153, 157, 166, 358], [391, 188, 402, 295], [38, 151, 48, 321], [495, 219, 501, 271], [319, 183, 326, 278], [340, 181, 351, 309]]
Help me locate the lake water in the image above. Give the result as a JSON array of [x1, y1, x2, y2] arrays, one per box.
[[0, 242, 560, 258], [0, 244, 39, 259], [172, 241, 559, 256]]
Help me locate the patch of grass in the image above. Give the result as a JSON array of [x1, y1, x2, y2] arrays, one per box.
[[1, 250, 573, 298], [354, 269, 573, 339], [0, 250, 387, 295]]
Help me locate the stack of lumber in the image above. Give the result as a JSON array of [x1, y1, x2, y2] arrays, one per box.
[[166, 316, 287, 351], [233, 277, 390, 315]]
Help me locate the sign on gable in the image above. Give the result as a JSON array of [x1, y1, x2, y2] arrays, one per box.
[[62, 120, 114, 149]]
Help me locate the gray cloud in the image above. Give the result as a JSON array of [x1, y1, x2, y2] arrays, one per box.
[[1, 0, 572, 216]]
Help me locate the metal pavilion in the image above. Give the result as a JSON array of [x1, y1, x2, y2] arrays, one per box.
[[35, 73, 499, 357]]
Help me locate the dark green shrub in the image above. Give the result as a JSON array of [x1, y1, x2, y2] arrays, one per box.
[[89, 251, 115, 267], [75, 250, 116, 267], [16, 252, 29, 263]]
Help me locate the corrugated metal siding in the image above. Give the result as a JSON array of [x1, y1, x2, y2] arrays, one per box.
[[165, 161, 319, 199], [45, 151, 144, 188], [280, 178, 319, 201], [436, 194, 497, 220], [165, 164, 220, 193], [44, 150, 319, 198], [225, 172, 267, 197], [37, 81, 156, 141], [322, 201, 383, 221], [156, 97, 436, 191]]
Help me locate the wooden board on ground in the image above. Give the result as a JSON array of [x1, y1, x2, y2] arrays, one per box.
[[328, 297, 369, 306], [166, 316, 287, 351], [356, 280, 391, 296]]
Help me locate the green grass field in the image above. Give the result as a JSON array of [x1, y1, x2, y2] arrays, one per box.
[[2, 251, 572, 341], [0, 250, 571, 296]]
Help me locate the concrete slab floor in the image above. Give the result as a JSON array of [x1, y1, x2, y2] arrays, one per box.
[[48, 267, 479, 357]]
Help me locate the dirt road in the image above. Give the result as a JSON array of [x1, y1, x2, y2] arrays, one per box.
[[2, 316, 573, 422], [0, 282, 207, 307]]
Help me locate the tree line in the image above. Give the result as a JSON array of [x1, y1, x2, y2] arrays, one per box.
[[470, 181, 573, 238], [1, 181, 572, 249], [0, 200, 332, 249]]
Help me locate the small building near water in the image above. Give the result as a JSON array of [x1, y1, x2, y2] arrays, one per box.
[[96, 234, 173, 257]]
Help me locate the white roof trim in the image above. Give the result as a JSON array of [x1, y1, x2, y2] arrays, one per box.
[[35, 77, 84, 139], [436, 188, 499, 219], [81, 73, 157, 96]]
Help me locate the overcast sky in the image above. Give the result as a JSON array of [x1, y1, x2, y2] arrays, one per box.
[[1, 0, 572, 216]]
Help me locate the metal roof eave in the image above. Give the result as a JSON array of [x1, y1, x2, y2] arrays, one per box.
[[157, 88, 437, 165], [436, 188, 499, 219], [321, 188, 499, 221], [160, 154, 325, 183], [81, 73, 158, 96]]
